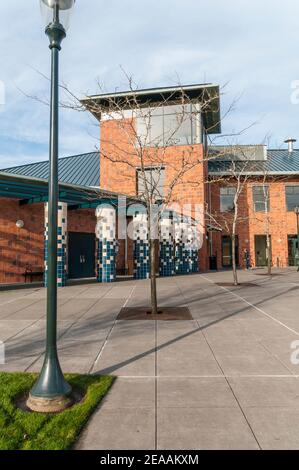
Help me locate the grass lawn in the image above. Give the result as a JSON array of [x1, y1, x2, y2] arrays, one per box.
[[0, 372, 115, 450]]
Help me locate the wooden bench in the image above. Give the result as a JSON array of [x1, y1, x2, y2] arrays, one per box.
[[24, 267, 44, 283]]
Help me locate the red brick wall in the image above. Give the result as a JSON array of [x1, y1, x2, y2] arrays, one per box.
[[0, 204, 98, 285], [100, 117, 209, 270], [209, 178, 299, 269], [0, 198, 44, 284], [0, 200, 130, 284]]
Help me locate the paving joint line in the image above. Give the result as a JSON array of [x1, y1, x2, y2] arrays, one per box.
[[89, 285, 137, 374], [200, 274, 299, 337], [177, 277, 262, 450], [24, 284, 116, 373]]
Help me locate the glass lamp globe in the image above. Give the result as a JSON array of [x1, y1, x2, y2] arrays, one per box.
[[40, 0, 75, 31]]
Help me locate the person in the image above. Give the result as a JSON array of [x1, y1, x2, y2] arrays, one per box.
[[243, 248, 251, 270]]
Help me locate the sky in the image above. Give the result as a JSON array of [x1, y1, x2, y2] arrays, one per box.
[[0, 0, 299, 169]]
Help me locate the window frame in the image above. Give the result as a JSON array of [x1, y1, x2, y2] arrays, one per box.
[[252, 184, 270, 213], [220, 186, 236, 213], [285, 184, 299, 212], [136, 103, 202, 148], [136, 166, 165, 199]]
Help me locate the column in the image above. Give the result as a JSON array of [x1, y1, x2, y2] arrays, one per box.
[[44, 202, 68, 287], [188, 224, 199, 273], [159, 213, 175, 277], [133, 212, 150, 279], [96, 206, 116, 283], [175, 217, 190, 274]]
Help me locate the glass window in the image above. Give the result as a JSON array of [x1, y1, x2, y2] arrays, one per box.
[[137, 167, 165, 199], [286, 185, 299, 211], [253, 185, 270, 212], [288, 235, 299, 266], [220, 187, 236, 212], [149, 115, 164, 146], [136, 103, 202, 148]]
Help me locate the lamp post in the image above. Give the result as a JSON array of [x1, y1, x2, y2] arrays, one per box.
[[295, 206, 299, 272], [27, 0, 76, 413]]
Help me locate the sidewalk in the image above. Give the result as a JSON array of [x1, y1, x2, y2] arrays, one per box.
[[1, 269, 299, 449]]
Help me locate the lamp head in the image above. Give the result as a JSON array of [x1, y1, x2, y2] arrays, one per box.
[[40, 0, 75, 31]]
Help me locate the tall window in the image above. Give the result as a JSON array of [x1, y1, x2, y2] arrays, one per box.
[[286, 185, 299, 211], [136, 104, 202, 147], [137, 167, 165, 200], [220, 187, 236, 212], [253, 185, 270, 212], [288, 235, 299, 266]]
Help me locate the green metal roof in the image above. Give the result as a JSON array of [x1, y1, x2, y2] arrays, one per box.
[[0, 152, 100, 187], [208, 149, 299, 175]]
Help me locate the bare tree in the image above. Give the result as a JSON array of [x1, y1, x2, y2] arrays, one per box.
[[253, 171, 287, 275], [208, 147, 254, 286], [79, 79, 220, 314]]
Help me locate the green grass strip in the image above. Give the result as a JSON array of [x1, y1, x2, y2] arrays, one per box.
[[0, 372, 115, 450]]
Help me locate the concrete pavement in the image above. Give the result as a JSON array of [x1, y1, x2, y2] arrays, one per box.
[[1, 268, 299, 449]]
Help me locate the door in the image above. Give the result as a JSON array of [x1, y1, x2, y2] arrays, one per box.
[[221, 235, 239, 267], [255, 235, 271, 267], [68, 232, 96, 279], [288, 235, 299, 266]]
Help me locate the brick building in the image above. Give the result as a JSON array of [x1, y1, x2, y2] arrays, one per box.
[[208, 143, 299, 269], [0, 84, 299, 286]]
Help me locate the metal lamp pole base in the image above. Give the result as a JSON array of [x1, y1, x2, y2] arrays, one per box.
[[27, 394, 72, 414]]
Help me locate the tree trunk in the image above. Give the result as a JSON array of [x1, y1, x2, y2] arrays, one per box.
[[231, 234, 238, 286], [150, 239, 158, 315]]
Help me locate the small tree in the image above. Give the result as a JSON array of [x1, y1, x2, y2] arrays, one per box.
[[81, 79, 219, 313], [253, 170, 287, 275], [208, 147, 253, 286]]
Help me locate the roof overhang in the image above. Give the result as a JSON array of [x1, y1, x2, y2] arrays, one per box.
[[0, 172, 141, 208], [208, 171, 299, 177], [81, 83, 221, 135]]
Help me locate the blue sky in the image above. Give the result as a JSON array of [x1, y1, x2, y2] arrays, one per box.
[[1, 0, 299, 168]]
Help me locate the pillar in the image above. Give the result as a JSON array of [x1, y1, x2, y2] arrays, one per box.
[[44, 202, 68, 287], [188, 224, 199, 273], [175, 217, 190, 274], [159, 213, 175, 277], [133, 213, 150, 279], [96, 206, 116, 283]]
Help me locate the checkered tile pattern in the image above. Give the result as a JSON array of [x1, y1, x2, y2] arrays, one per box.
[[97, 240, 116, 283], [175, 220, 190, 274], [159, 216, 175, 277], [189, 249, 199, 273], [133, 213, 150, 279], [187, 225, 199, 273], [96, 207, 116, 283], [44, 202, 68, 288]]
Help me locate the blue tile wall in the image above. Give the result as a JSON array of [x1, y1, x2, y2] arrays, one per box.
[[97, 240, 116, 283], [96, 206, 117, 283], [133, 239, 150, 279], [44, 202, 68, 288], [133, 213, 150, 279], [159, 215, 175, 277]]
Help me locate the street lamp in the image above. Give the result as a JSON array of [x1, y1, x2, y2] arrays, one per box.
[[295, 206, 299, 272], [27, 0, 76, 413]]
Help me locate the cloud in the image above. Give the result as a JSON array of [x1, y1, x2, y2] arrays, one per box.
[[1, 0, 299, 168]]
